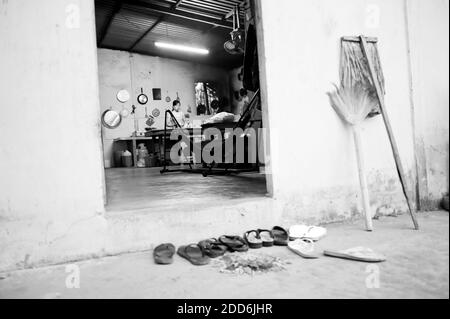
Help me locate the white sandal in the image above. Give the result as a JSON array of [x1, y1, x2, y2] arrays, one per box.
[[288, 238, 320, 259], [289, 225, 327, 241]]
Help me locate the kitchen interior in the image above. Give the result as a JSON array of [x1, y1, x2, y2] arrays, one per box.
[[95, 0, 268, 212]]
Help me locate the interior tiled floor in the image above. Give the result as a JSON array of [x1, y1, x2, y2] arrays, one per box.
[[105, 167, 268, 212]]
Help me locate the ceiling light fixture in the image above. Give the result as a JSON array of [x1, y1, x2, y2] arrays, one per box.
[[155, 42, 209, 55]]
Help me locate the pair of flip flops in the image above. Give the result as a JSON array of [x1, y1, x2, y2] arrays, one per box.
[[219, 235, 249, 252], [154, 236, 250, 265], [244, 229, 275, 248], [287, 241, 386, 262], [198, 238, 228, 258], [243, 227, 289, 248]]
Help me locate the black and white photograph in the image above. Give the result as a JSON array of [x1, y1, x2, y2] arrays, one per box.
[[0, 0, 448, 303]]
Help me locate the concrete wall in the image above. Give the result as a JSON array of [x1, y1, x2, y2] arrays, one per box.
[[406, 0, 449, 209], [97, 49, 230, 167], [0, 0, 107, 270], [256, 0, 449, 222]]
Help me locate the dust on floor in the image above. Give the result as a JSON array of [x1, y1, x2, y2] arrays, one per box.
[[0, 211, 448, 299]]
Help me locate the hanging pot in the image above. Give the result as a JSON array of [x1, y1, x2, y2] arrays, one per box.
[[137, 88, 149, 105]]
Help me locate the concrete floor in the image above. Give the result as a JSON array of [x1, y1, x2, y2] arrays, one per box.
[[0, 211, 448, 299], [105, 167, 267, 212]]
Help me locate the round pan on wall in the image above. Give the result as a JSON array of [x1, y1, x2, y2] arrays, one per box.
[[117, 89, 130, 103], [152, 108, 160, 118], [137, 88, 148, 105]]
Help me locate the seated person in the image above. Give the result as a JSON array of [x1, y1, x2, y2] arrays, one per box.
[[167, 100, 185, 128]]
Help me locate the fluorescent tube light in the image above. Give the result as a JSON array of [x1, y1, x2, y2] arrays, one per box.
[[155, 42, 209, 55]]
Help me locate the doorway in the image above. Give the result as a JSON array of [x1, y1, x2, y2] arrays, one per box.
[[94, 0, 272, 212]]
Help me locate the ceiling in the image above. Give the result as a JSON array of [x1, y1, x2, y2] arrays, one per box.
[[95, 0, 249, 69]]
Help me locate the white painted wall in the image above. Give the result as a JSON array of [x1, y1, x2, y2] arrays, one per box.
[[256, 0, 448, 221], [97, 49, 230, 166], [407, 0, 449, 208], [0, 0, 106, 270]]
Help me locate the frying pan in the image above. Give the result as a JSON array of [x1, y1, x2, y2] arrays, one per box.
[[137, 88, 149, 105]]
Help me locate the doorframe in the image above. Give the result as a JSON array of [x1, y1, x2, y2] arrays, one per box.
[[95, 0, 276, 209], [252, 0, 275, 197]]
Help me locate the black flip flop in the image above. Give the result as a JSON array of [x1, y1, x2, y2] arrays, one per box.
[[153, 243, 176, 265], [177, 244, 210, 266], [272, 226, 289, 246], [198, 238, 228, 258], [219, 235, 249, 252], [244, 230, 263, 249], [257, 229, 275, 247]]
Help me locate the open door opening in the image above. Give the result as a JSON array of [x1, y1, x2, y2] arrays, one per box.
[[94, 0, 270, 213]]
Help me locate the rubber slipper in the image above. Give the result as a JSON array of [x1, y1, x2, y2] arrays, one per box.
[[153, 243, 176, 265], [244, 230, 263, 249], [303, 226, 327, 241], [177, 244, 210, 265], [198, 238, 228, 258], [272, 226, 289, 246], [288, 238, 319, 259], [219, 235, 249, 252], [289, 225, 327, 241], [288, 225, 309, 241], [324, 247, 386, 263], [258, 229, 274, 247]]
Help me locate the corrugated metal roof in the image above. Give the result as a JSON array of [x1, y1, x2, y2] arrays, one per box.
[[95, 0, 248, 68], [102, 8, 160, 48]]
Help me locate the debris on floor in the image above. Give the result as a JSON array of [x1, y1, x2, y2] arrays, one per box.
[[212, 252, 290, 275]]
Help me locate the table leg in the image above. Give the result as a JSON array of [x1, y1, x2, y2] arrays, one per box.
[[132, 139, 137, 168]]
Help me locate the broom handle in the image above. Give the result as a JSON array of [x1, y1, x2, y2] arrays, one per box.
[[359, 35, 419, 230], [353, 125, 373, 231]]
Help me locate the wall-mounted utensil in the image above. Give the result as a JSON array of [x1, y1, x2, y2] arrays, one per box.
[[152, 108, 160, 118], [101, 109, 122, 129], [117, 89, 130, 103], [165, 91, 171, 103], [146, 115, 155, 127], [145, 107, 149, 118], [176, 92, 180, 102], [120, 105, 130, 118], [137, 88, 148, 105], [131, 104, 137, 115]]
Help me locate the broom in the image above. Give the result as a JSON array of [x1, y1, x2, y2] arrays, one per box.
[[327, 83, 378, 231]]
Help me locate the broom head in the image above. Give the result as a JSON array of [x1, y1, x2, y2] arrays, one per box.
[[327, 83, 378, 126]]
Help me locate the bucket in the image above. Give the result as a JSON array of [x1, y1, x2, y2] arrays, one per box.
[[122, 150, 133, 168]]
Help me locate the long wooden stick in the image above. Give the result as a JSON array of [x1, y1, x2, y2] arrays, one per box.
[[359, 35, 419, 230], [353, 124, 373, 231]]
